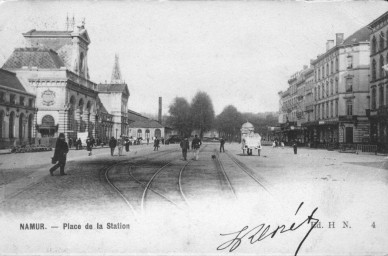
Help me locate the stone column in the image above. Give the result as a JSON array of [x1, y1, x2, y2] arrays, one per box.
[[75, 108, 81, 133], [89, 113, 96, 138], [83, 111, 90, 135]]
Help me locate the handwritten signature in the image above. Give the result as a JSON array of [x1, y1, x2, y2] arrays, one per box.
[[217, 202, 319, 256]]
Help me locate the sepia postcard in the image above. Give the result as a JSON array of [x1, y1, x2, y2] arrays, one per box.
[[0, 0, 387, 255]]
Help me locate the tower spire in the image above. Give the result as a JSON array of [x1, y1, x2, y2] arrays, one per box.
[[111, 54, 123, 84]]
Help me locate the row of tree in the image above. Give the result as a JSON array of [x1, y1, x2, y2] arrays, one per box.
[[165, 91, 278, 141]]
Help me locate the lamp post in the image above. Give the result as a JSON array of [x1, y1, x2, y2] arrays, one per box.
[[116, 128, 118, 139]]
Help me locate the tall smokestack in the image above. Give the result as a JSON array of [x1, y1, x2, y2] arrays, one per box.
[[158, 97, 162, 123]]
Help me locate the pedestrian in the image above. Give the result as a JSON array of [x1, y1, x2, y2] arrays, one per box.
[[68, 137, 73, 149], [109, 136, 117, 156], [154, 137, 160, 151], [191, 135, 202, 160], [281, 141, 285, 149], [117, 137, 124, 156], [220, 137, 225, 152], [77, 138, 82, 150], [50, 133, 69, 176], [125, 137, 130, 152], [86, 136, 92, 156], [292, 140, 298, 154], [147, 138, 150, 145], [180, 137, 190, 160], [272, 141, 276, 148]]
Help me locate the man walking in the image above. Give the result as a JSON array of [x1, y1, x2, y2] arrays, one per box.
[[292, 140, 298, 154], [154, 137, 160, 151], [191, 135, 202, 160], [219, 137, 225, 153], [180, 137, 190, 160], [109, 136, 117, 156], [50, 133, 69, 176]]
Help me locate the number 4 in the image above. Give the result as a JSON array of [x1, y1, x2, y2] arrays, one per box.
[[371, 222, 376, 228]]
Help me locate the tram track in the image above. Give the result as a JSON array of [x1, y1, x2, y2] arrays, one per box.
[[101, 148, 180, 215]]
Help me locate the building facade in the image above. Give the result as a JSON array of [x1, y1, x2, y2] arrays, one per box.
[[309, 29, 370, 146], [1, 25, 130, 147], [127, 109, 164, 141], [0, 69, 36, 148], [368, 11, 388, 151]]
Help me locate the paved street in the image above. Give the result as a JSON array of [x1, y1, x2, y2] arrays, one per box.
[[1, 143, 388, 255]]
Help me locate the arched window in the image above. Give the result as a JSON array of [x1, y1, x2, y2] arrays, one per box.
[[19, 113, 24, 140], [331, 60, 334, 74], [9, 111, 15, 138], [326, 63, 329, 76], [335, 58, 339, 71], [379, 85, 384, 107], [145, 129, 150, 139], [28, 114, 33, 139], [155, 129, 161, 138], [335, 79, 338, 93], [137, 129, 142, 138], [372, 87, 377, 110], [42, 115, 55, 126], [0, 110, 4, 138], [372, 36, 377, 54], [322, 66, 325, 78], [380, 32, 385, 51], [380, 55, 385, 78], [372, 59, 377, 81], [330, 80, 334, 95], [318, 85, 321, 99]]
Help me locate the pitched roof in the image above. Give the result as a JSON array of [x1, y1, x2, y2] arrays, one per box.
[[342, 26, 371, 46], [2, 47, 65, 69], [128, 119, 164, 129], [127, 109, 148, 121], [127, 109, 164, 128], [23, 30, 73, 37], [97, 83, 129, 94], [0, 68, 27, 92]]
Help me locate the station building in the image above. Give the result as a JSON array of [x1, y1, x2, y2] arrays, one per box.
[[0, 24, 129, 147]]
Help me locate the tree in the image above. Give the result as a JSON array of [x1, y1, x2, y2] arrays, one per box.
[[215, 105, 244, 142], [190, 91, 215, 138], [166, 97, 192, 137]]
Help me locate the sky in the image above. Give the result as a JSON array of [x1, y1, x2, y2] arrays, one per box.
[[0, 0, 387, 116]]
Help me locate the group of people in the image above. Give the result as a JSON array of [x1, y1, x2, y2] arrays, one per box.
[[108, 136, 133, 156], [271, 139, 298, 154], [179, 135, 202, 161]]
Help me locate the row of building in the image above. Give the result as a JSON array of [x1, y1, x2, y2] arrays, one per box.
[[0, 23, 165, 149], [275, 11, 388, 151]]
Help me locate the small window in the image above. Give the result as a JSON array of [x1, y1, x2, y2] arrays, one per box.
[[0, 91, 4, 103], [346, 78, 353, 92], [346, 101, 353, 116], [379, 85, 384, 107], [19, 96, 25, 106], [28, 98, 34, 107], [347, 55, 353, 69], [372, 87, 377, 110], [10, 94, 16, 104]]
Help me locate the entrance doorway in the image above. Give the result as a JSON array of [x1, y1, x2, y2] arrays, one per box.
[[345, 127, 353, 143]]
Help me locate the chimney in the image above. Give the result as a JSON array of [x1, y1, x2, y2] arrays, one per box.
[[336, 33, 344, 45], [158, 97, 162, 123], [326, 40, 334, 51]]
